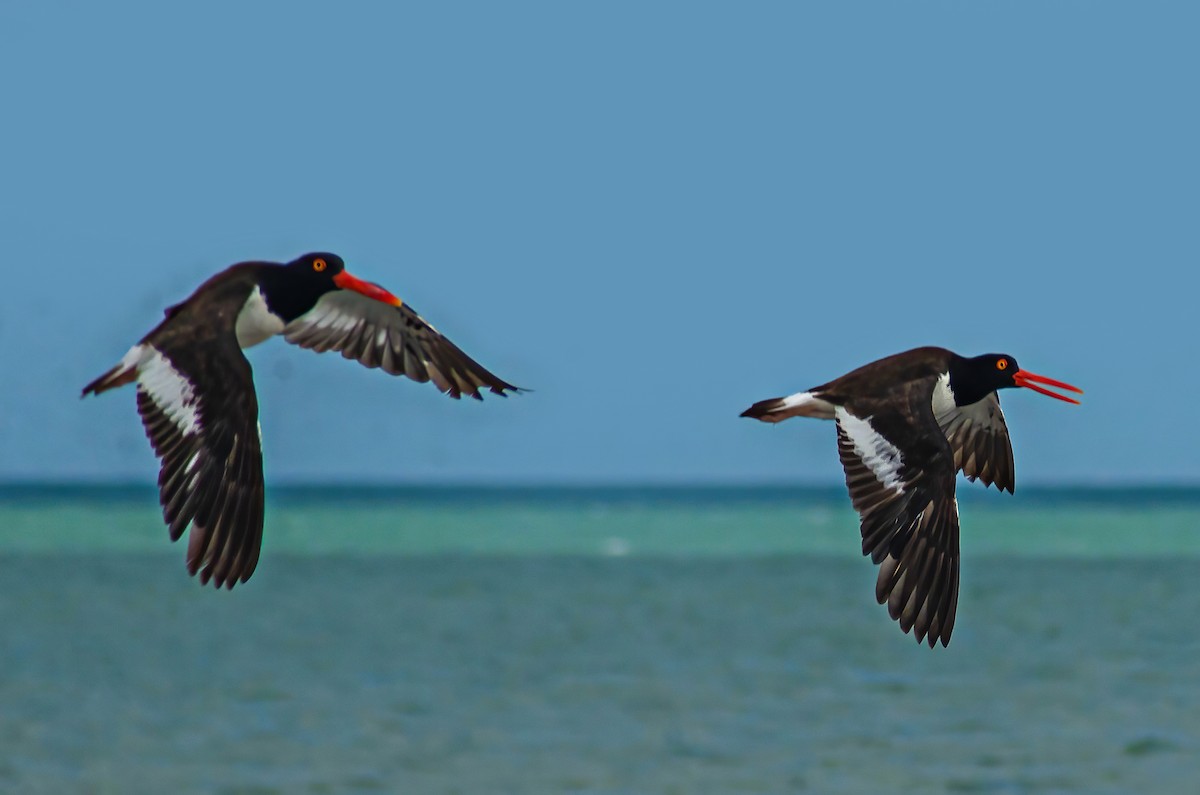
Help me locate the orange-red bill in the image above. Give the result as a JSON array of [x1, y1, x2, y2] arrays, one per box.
[[1013, 370, 1083, 404], [333, 270, 403, 307]]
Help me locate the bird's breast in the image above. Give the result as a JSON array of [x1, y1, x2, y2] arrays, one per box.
[[931, 372, 956, 416], [235, 286, 286, 349]]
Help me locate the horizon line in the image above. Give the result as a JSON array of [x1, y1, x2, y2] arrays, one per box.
[[3, 477, 1200, 489], [3, 474, 1200, 487]]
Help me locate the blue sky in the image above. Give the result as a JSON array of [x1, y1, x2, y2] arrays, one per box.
[[1, 2, 1195, 484]]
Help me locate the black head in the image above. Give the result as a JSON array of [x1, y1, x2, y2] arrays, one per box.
[[285, 252, 346, 282], [256, 253, 348, 322], [950, 353, 1082, 406], [263, 251, 404, 323]]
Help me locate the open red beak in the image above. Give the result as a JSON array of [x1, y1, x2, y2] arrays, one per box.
[[333, 270, 403, 307], [1012, 370, 1083, 404]]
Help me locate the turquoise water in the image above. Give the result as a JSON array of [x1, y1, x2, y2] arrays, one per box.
[[3, 485, 1199, 793]]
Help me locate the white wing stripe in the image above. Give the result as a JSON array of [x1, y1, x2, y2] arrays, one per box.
[[836, 407, 904, 493], [138, 348, 201, 437]]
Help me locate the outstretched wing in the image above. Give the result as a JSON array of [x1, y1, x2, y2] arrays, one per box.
[[282, 291, 520, 400], [935, 391, 1015, 493], [833, 400, 960, 648], [133, 333, 265, 589]]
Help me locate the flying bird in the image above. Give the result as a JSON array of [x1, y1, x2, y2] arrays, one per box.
[[740, 347, 1081, 647], [83, 252, 521, 588]]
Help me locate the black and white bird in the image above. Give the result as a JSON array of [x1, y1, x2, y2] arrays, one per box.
[[83, 252, 521, 588], [740, 347, 1081, 647]]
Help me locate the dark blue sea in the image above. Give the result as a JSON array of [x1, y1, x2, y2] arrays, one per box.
[[2, 484, 1198, 793]]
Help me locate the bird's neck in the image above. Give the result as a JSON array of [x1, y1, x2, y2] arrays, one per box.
[[253, 266, 330, 324], [946, 356, 993, 407]]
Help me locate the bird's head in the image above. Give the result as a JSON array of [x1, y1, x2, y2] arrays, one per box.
[[285, 252, 403, 307], [954, 353, 1083, 406]]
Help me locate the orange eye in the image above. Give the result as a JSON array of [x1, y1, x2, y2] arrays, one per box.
[[313, 258, 327, 272], [997, 359, 1008, 371]]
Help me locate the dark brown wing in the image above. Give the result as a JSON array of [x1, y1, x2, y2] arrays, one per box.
[[935, 391, 1015, 493], [282, 291, 520, 400], [135, 330, 264, 589], [833, 395, 961, 648]]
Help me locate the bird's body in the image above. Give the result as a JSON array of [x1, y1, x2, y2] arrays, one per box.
[[741, 346, 1081, 647], [83, 253, 520, 588]]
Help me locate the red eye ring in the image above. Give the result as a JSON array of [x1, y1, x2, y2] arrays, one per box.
[[997, 359, 1008, 370], [313, 258, 327, 272]]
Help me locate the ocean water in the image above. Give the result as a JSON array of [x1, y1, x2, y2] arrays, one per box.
[[2, 485, 1199, 794]]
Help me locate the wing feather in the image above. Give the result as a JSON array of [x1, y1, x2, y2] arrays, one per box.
[[935, 392, 1015, 493], [134, 336, 265, 589], [834, 397, 961, 648], [283, 291, 520, 400]]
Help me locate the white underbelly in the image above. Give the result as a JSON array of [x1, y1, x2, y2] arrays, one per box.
[[931, 372, 956, 417], [235, 286, 285, 348]]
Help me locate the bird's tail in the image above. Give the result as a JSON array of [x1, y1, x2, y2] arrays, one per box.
[[81, 345, 145, 397], [740, 391, 836, 422]]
